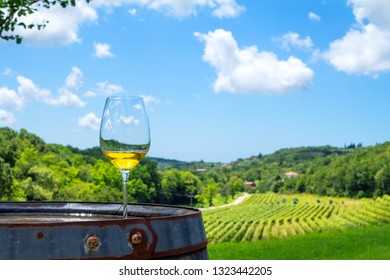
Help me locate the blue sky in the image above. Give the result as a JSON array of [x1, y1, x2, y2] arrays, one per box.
[[1, 0, 389, 163]]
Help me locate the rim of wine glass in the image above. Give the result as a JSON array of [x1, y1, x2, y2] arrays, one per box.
[[107, 95, 144, 101]]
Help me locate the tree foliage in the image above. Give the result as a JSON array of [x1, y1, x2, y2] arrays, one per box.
[[0, 0, 90, 43], [236, 144, 390, 198], [0, 127, 389, 206]]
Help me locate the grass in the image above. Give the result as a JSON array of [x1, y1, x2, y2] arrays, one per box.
[[207, 223, 390, 260]]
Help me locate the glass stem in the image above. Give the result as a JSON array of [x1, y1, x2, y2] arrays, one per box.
[[121, 171, 130, 218]]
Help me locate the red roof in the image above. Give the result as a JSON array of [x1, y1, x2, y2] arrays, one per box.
[[285, 171, 298, 177]]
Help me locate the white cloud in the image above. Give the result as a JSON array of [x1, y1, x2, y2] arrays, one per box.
[[195, 29, 314, 94], [96, 81, 125, 95], [119, 115, 140, 126], [15, 2, 98, 45], [65, 67, 84, 89], [143, 0, 204, 17], [274, 32, 313, 51], [9, 0, 243, 45], [146, 0, 244, 18], [92, 0, 244, 18], [93, 42, 115, 58], [0, 109, 16, 127], [140, 94, 160, 111], [128, 8, 137, 15], [1, 69, 87, 125], [84, 90, 97, 97], [348, 0, 390, 28], [104, 119, 112, 131], [77, 112, 101, 130], [16, 74, 85, 107], [17, 75, 51, 101], [45, 87, 86, 107], [2, 68, 13, 76], [323, 0, 390, 76], [308, 12, 321, 22], [0, 87, 24, 110], [212, 0, 245, 18], [47, 67, 86, 107]]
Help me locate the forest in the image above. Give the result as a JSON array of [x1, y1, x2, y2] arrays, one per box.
[[0, 127, 389, 206]]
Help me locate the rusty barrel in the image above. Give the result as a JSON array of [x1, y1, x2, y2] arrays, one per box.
[[0, 202, 208, 260]]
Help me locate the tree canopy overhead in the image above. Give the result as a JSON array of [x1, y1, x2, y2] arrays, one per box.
[[0, 0, 90, 43]]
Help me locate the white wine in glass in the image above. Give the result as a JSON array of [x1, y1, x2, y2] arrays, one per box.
[[99, 96, 150, 218]]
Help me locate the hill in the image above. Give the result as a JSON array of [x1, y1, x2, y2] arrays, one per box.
[[0, 127, 389, 206], [76, 146, 211, 171]]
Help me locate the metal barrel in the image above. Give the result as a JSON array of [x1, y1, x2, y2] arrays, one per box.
[[0, 202, 208, 260]]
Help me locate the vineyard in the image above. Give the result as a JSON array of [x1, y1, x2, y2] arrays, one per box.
[[202, 193, 390, 244]]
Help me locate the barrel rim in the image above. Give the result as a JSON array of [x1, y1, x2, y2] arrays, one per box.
[[0, 201, 202, 227]]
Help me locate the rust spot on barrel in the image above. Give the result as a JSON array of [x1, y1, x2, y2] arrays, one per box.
[[85, 234, 100, 251], [128, 229, 150, 259], [36, 231, 44, 239], [130, 231, 142, 245]]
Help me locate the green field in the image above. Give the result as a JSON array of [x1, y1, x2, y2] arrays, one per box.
[[208, 224, 390, 259], [202, 193, 390, 259]]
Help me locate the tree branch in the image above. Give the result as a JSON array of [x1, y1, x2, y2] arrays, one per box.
[[0, 0, 91, 44]]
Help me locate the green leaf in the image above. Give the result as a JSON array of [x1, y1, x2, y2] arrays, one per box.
[[60, 1, 68, 8], [18, 22, 27, 29]]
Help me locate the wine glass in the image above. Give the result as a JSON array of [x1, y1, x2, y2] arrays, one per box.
[[99, 95, 150, 218]]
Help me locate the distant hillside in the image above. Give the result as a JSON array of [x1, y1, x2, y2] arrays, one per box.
[[148, 157, 190, 170], [148, 157, 221, 171], [76, 146, 217, 170], [1, 127, 389, 206], [262, 145, 351, 164]]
